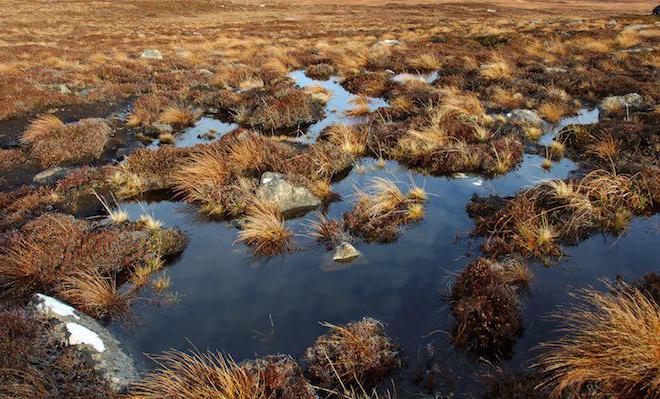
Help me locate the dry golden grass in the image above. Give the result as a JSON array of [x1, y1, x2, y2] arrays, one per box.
[[491, 87, 525, 109], [409, 53, 440, 70], [129, 350, 262, 399], [173, 145, 229, 211], [236, 197, 293, 256], [479, 54, 515, 80], [60, 270, 135, 320], [324, 125, 366, 155], [21, 116, 111, 167], [305, 317, 400, 389], [536, 284, 660, 398], [21, 115, 65, 143], [159, 104, 201, 127], [538, 102, 569, 124]]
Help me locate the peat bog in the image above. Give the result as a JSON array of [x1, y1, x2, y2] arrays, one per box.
[[0, 0, 659, 398]]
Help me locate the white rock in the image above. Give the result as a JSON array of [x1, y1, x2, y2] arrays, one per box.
[[35, 293, 79, 319], [66, 322, 105, 352], [333, 242, 361, 262], [140, 49, 163, 60]]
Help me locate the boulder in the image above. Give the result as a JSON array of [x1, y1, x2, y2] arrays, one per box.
[[256, 172, 322, 216], [373, 39, 401, 48], [140, 49, 163, 60], [544, 66, 567, 74], [31, 294, 140, 393], [654, 5, 660, 16], [333, 242, 361, 262], [33, 166, 70, 185], [600, 93, 644, 113], [39, 83, 72, 94], [506, 109, 547, 127]]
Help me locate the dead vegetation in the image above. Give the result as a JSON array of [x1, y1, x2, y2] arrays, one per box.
[[451, 257, 529, 358], [535, 283, 660, 398], [0, 307, 117, 399], [0, 212, 187, 319], [21, 115, 112, 167], [343, 178, 427, 243], [468, 169, 656, 260], [305, 317, 401, 390]]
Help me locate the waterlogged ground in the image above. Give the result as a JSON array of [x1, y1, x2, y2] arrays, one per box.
[[109, 73, 659, 396]]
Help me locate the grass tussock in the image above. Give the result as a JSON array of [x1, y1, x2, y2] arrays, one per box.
[[236, 197, 293, 256], [158, 103, 201, 128], [0, 212, 187, 319], [323, 124, 367, 155], [469, 169, 654, 260], [480, 54, 515, 81], [535, 284, 660, 398], [21, 115, 111, 167], [343, 178, 427, 243], [129, 350, 262, 399], [305, 317, 401, 390], [451, 258, 526, 357], [173, 131, 352, 217]]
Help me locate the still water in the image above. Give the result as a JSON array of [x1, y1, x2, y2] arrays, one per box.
[[110, 73, 658, 396]]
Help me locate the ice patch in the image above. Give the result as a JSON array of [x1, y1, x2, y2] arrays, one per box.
[[66, 322, 105, 352], [35, 294, 79, 319]]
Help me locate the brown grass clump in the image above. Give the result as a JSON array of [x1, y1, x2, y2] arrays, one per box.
[[158, 103, 201, 129], [308, 213, 350, 248], [129, 350, 262, 399], [305, 317, 401, 389], [236, 197, 293, 256], [409, 52, 440, 70], [21, 115, 112, 167], [451, 258, 525, 358], [59, 270, 136, 320], [173, 131, 352, 216], [538, 102, 569, 124], [322, 124, 367, 155], [127, 94, 170, 128], [0, 308, 117, 399], [233, 82, 324, 132], [470, 169, 654, 259], [535, 284, 660, 398], [480, 54, 515, 81], [343, 178, 426, 242], [0, 212, 187, 318], [305, 63, 335, 80]]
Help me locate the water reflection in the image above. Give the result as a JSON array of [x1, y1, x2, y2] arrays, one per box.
[[109, 89, 659, 397]]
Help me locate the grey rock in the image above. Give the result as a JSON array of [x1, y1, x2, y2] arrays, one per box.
[[600, 93, 644, 113], [31, 294, 139, 393], [78, 87, 95, 97], [544, 66, 567, 73], [39, 83, 72, 94], [256, 172, 321, 216], [33, 166, 70, 185], [373, 39, 401, 48], [198, 68, 215, 78], [115, 141, 145, 160], [140, 49, 163, 60], [486, 8, 497, 13], [618, 47, 655, 53], [333, 242, 361, 262], [506, 109, 547, 127], [623, 23, 653, 31]]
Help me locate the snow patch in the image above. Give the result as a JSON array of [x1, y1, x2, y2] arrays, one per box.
[[66, 322, 105, 352], [35, 294, 79, 319]]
